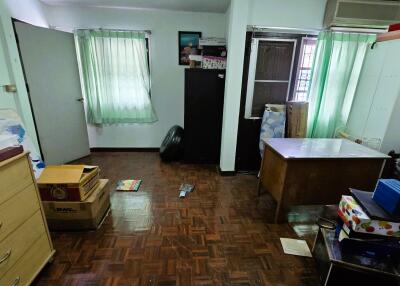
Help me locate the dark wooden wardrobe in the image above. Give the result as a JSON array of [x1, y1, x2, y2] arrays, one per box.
[[184, 69, 225, 164]]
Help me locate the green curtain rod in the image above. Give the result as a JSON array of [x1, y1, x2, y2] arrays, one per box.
[[248, 25, 386, 36]]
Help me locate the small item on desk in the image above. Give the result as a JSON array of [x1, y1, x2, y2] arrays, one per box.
[[280, 238, 312, 257], [373, 179, 400, 216], [179, 190, 186, 198], [116, 179, 142, 192]]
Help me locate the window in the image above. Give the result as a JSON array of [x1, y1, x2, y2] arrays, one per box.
[[244, 33, 317, 119], [293, 37, 317, 102], [75, 30, 157, 124]]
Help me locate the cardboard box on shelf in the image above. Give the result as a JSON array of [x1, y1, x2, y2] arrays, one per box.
[[42, 179, 110, 230], [286, 101, 308, 138], [338, 195, 400, 237], [37, 165, 100, 201]]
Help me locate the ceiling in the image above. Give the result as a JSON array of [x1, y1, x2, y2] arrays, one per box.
[[40, 0, 231, 13]]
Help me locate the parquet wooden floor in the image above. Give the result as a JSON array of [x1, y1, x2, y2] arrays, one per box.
[[33, 152, 320, 286]]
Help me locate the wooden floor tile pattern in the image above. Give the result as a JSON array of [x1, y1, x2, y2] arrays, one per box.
[[33, 152, 319, 286]]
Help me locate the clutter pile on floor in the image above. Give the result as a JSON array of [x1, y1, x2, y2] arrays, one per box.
[[179, 183, 195, 198]]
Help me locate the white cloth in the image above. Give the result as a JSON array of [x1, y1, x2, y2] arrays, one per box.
[[259, 109, 286, 157], [0, 109, 45, 178]]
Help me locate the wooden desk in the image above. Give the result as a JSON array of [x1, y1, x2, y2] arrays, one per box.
[[258, 139, 389, 223]]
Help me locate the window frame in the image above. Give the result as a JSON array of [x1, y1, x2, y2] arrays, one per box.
[[145, 36, 152, 97], [244, 38, 297, 119], [292, 37, 317, 102]]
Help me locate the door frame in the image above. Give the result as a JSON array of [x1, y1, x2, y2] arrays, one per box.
[[11, 18, 44, 160], [244, 38, 297, 119]]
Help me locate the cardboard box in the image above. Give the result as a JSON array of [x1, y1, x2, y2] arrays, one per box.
[[42, 179, 110, 230], [338, 195, 400, 237], [38, 165, 100, 201], [286, 101, 308, 138]]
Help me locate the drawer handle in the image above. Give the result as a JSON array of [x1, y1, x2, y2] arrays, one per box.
[[0, 249, 11, 264], [10, 276, 20, 286]]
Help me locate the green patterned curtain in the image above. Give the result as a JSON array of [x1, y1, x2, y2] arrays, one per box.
[[75, 30, 157, 124], [307, 31, 375, 138]]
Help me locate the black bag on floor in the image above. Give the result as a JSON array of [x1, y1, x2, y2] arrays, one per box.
[[160, 125, 184, 162]]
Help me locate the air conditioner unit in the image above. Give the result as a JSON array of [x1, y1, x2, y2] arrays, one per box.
[[324, 0, 400, 28]]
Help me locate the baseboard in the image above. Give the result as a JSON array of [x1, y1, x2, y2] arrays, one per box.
[[90, 147, 159, 152], [217, 166, 235, 176]]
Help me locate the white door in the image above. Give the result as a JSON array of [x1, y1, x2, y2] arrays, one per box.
[[15, 21, 90, 164]]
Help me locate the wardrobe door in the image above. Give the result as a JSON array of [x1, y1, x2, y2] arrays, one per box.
[[184, 69, 225, 164]]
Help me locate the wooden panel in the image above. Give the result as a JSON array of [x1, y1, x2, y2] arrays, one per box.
[[0, 155, 32, 205], [283, 158, 383, 205], [0, 183, 40, 243], [0, 233, 52, 286], [259, 147, 287, 202], [0, 211, 46, 278], [286, 101, 308, 138]]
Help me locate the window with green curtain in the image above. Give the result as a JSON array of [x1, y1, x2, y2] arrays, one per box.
[[306, 31, 376, 138], [74, 30, 157, 124]]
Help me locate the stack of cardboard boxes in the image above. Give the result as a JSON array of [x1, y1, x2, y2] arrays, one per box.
[[37, 165, 111, 230]]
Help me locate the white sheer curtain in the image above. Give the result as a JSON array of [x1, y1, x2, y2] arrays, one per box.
[[75, 30, 157, 124]]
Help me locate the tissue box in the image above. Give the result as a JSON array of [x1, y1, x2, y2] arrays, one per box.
[[373, 179, 400, 216], [338, 195, 400, 237]]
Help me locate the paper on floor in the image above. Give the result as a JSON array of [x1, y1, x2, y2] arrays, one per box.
[[280, 238, 312, 257]]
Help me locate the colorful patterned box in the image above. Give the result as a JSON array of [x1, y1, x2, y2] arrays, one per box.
[[338, 195, 400, 237], [202, 56, 226, 69]]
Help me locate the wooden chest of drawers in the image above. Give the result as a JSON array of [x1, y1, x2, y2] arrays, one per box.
[[0, 153, 54, 286]]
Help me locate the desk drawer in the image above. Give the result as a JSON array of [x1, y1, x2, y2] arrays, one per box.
[[0, 184, 40, 243], [0, 211, 46, 278], [0, 233, 51, 286], [0, 156, 32, 205]]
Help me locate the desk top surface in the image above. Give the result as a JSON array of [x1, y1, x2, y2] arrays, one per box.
[[263, 138, 389, 159]]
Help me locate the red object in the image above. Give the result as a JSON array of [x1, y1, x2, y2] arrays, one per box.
[[389, 23, 400, 32], [0, 146, 23, 162]]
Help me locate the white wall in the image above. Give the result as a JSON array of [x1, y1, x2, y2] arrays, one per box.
[[44, 5, 226, 148], [0, 0, 48, 151], [3, 0, 48, 27], [248, 0, 327, 29], [219, 0, 248, 171]]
